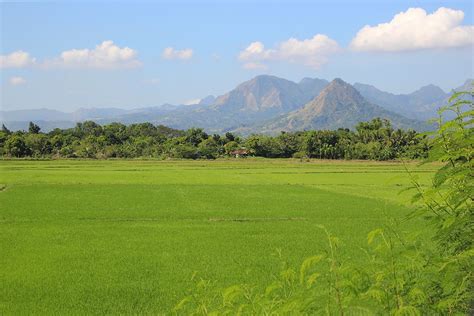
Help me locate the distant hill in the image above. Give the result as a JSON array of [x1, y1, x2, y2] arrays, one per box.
[[242, 79, 426, 134], [211, 75, 327, 114], [353, 79, 473, 120], [70, 108, 131, 121], [1, 76, 470, 133], [198, 95, 216, 106], [0, 108, 71, 122], [0, 104, 183, 131], [147, 75, 330, 132], [457, 79, 474, 91]]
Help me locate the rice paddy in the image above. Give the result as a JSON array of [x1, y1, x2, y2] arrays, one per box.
[[0, 159, 437, 314]]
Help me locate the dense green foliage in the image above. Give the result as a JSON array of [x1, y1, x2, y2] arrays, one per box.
[[0, 118, 428, 160], [406, 90, 473, 311]]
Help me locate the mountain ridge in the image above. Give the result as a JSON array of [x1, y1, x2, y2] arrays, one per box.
[[2, 76, 471, 133], [236, 78, 427, 134], [352, 80, 474, 120]]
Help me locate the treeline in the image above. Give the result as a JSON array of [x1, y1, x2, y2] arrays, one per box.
[[0, 118, 429, 160]]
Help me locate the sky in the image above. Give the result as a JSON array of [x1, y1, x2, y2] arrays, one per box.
[[1, 0, 473, 112]]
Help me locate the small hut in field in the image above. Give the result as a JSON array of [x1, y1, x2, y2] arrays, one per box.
[[229, 149, 249, 158]]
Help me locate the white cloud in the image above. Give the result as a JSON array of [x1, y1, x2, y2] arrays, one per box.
[[239, 42, 269, 61], [350, 7, 474, 52], [45, 40, 141, 69], [162, 47, 193, 60], [238, 34, 340, 69], [9, 76, 27, 85], [0, 51, 36, 68]]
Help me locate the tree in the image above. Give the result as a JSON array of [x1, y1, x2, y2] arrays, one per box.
[[104, 122, 128, 145], [212, 134, 222, 144], [2, 124, 11, 135], [0, 132, 8, 155], [28, 122, 41, 134], [356, 118, 393, 143], [4, 135, 31, 157], [73, 121, 103, 138], [198, 138, 222, 159], [128, 136, 156, 157], [245, 135, 282, 158], [25, 134, 52, 157], [170, 143, 199, 159], [225, 132, 235, 142], [1, 118, 430, 161], [127, 123, 156, 138], [276, 132, 300, 158], [185, 128, 208, 146]]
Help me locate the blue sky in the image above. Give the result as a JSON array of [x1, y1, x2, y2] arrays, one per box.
[[1, 0, 473, 111]]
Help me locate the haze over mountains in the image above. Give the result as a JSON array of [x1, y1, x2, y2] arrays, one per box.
[[1, 76, 471, 134]]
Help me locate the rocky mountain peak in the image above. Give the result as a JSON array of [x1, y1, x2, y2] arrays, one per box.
[[313, 78, 366, 107]]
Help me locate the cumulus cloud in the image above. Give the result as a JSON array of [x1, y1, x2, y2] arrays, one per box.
[[45, 40, 141, 69], [0, 51, 36, 68], [162, 47, 193, 60], [9, 76, 27, 85], [350, 7, 474, 52], [239, 42, 269, 61], [238, 34, 340, 69]]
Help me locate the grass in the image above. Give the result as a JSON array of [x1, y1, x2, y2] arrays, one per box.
[[0, 159, 438, 314]]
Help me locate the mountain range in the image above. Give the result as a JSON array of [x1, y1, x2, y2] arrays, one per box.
[[241, 78, 422, 134], [1, 76, 471, 134]]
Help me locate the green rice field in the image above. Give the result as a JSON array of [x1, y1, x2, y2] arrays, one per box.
[[0, 159, 438, 314]]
